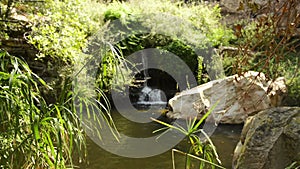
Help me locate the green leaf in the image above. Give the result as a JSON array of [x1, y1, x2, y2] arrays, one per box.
[[34, 115, 41, 140], [193, 100, 220, 130]]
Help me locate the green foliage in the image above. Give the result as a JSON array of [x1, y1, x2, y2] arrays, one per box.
[[0, 0, 108, 103], [93, 0, 234, 91], [160, 39, 198, 74], [0, 50, 114, 168], [0, 1, 235, 167], [1, 0, 235, 92], [27, 0, 103, 63], [286, 161, 300, 169], [0, 50, 75, 168], [94, 45, 132, 93], [280, 53, 300, 105], [1, 0, 235, 94]]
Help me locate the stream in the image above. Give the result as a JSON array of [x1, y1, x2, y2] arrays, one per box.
[[79, 81, 243, 169], [79, 108, 242, 169]]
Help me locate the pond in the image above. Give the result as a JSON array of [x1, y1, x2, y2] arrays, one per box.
[[79, 109, 243, 169]]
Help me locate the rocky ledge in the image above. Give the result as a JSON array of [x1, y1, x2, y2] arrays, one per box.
[[167, 71, 287, 124]]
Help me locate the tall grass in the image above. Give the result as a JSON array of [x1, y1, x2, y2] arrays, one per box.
[[0, 50, 113, 168]]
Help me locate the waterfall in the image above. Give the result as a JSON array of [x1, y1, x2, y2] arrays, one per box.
[[137, 86, 166, 105], [134, 51, 166, 106]]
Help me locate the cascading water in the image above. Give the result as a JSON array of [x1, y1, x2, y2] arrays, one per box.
[[133, 51, 167, 107], [137, 86, 167, 105]]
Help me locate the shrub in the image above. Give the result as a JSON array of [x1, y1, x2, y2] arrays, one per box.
[[27, 0, 103, 63], [222, 0, 300, 105]]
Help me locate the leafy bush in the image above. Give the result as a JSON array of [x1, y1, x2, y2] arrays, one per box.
[[27, 0, 103, 63]]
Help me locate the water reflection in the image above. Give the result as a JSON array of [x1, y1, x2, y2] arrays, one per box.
[[80, 110, 242, 169]]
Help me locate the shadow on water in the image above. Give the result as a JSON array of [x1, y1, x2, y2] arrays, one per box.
[[79, 108, 243, 169]]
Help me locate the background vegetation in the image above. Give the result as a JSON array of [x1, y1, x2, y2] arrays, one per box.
[[94, 0, 234, 91], [0, 0, 299, 168], [222, 0, 300, 105]]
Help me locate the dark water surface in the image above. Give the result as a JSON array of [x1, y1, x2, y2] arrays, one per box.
[[79, 109, 243, 169]]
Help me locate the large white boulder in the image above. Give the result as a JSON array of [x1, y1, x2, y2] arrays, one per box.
[[167, 71, 287, 124]]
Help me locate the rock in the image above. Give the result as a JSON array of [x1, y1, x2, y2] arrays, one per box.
[[218, 0, 300, 36], [167, 71, 287, 124], [232, 107, 300, 169]]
